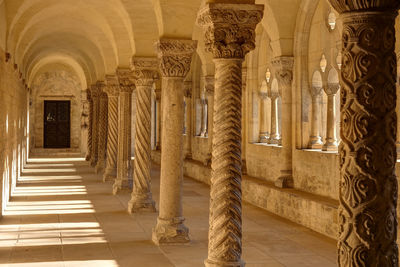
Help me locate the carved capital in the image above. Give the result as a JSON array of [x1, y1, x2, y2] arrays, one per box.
[[105, 75, 120, 97], [328, 0, 400, 14], [156, 39, 197, 78], [310, 86, 323, 98], [325, 83, 340, 96], [116, 68, 135, 93], [197, 3, 264, 59], [131, 57, 159, 87], [259, 91, 269, 100], [272, 57, 294, 89], [204, 75, 215, 95], [183, 81, 192, 98], [90, 84, 101, 98]]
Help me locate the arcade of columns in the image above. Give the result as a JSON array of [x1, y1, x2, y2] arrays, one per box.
[[79, 1, 400, 266]]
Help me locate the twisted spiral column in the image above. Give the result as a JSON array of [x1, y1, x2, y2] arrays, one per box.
[[209, 58, 244, 266], [103, 93, 118, 182], [327, 1, 400, 265], [197, 3, 263, 266], [90, 85, 100, 168], [95, 89, 108, 174], [85, 92, 93, 161], [113, 69, 134, 195], [128, 57, 158, 213]]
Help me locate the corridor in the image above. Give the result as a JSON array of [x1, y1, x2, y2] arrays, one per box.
[[0, 154, 336, 267]]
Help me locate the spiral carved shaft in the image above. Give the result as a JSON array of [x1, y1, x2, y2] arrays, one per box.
[[208, 59, 243, 264], [90, 96, 99, 167], [113, 91, 132, 193], [338, 12, 398, 266], [104, 96, 118, 180], [85, 98, 93, 161], [96, 94, 108, 172], [132, 85, 153, 202]]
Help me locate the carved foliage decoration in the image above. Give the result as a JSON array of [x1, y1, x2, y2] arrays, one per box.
[[156, 39, 197, 78], [131, 57, 159, 87], [116, 68, 135, 93], [328, 0, 400, 13], [336, 12, 398, 266], [105, 75, 120, 97], [197, 3, 263, 59]]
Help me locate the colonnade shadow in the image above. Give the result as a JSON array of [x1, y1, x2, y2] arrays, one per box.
[[0, 154, 337, 266]]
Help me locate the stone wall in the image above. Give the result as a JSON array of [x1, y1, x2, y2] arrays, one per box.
[[0, 50, 29, 217]]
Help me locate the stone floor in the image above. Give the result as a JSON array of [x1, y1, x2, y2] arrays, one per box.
[[0, 155, 337, 267]]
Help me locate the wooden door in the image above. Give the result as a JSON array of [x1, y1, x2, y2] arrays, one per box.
[[44, 100, 71, 148]]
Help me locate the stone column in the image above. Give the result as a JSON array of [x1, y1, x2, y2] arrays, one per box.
[[128, 57, 158, 213], [85, 90, 93, 161], [322, 83, 339, 151], [272, 57, 294, 188], [268, 92, 280, 144], [198, 3, 263, 266], [184, 81, 193, 159], [90, 84, 100, 167], [95, 82, 108, 174], [103, 75, 119, 182], [205, 76, 215, 163], [327, 1, 399, 265], [154, 87, 162, 150], [152, 39, 197, 245], [200, 94, 208, 137], [259, 92, 269, 143], [309, 86, 323, 149], [113, 68, 134, 195]]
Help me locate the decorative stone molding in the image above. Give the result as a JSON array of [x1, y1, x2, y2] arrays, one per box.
[[156, 39, 197, 78], [197, 3, 263, 267], [197, 3, 264, 59], [327, 1, 399, 265]]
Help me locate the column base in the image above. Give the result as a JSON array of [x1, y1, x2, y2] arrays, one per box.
[[95, 162, 105, 174], [128, 193, 156, 213], [103, 168, 117, 182], [90, 159, 97, 168], [259, 133, 269, 143], [322, 141, 338, 151], [152, 217, 190, 245], [112, 178, 132, 195], [268, 137, 280, 145], [205, 259, 244, 267], [275, 171, 293, 188], [309, 136, 323, 149]]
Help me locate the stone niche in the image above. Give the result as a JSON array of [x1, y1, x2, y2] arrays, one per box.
[[30, 71, 82, 150]]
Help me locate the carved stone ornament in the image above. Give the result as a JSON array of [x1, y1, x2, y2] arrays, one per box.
[[204, 75, 215, 95], [325, 83, 340, 96], [90, 84, 100, 98], [271, 57, 294, 90], [131, 57, 159, 87], [156, 39, 197, 78], [116, 68, 135, 93], [197, 3, 263, 59], [183, 81, 192, 98], [97, 81, 108, 99], [326, 0, 400, 265], [105, 75, 120, 97], [310, 86, 323, 98]]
